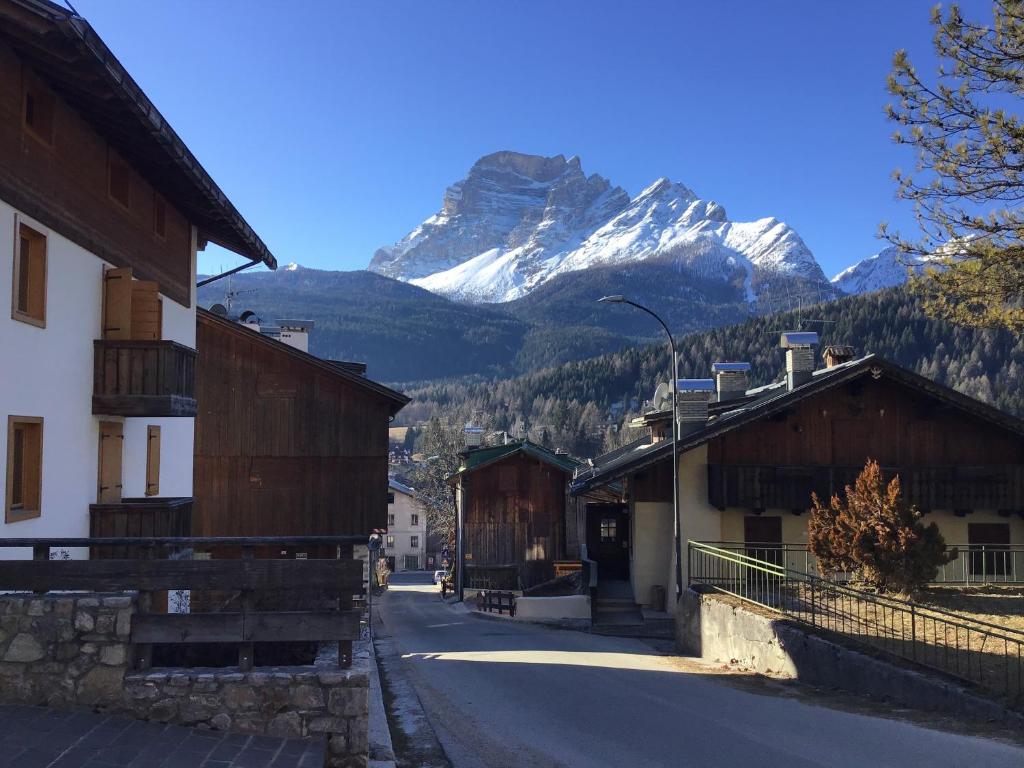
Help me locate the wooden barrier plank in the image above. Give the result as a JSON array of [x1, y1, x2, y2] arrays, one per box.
[[131, 611, 361, 644], [0, 558, 363, 592]]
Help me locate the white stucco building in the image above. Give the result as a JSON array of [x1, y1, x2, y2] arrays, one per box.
[[0, 1, 275, 558], [386, 478, 427, 572]]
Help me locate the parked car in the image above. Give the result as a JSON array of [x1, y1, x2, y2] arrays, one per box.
[[433, 569, 447, 584]]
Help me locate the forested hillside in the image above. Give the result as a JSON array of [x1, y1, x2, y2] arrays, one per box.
[[397, 288, 1024, 458]]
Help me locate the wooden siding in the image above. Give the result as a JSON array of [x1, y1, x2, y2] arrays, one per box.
[[0, 42, 192, 305], [193, 314, 394, 538], [707, 377, 1024, 468], [462, 453, 570, 590]]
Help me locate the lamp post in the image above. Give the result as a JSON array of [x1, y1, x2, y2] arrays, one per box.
[[598, 295, 683, 600]]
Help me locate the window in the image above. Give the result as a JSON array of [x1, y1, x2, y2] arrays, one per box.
[[410, 513, 419, 526], [410, 535, 420, 549], [387, 513, 395, 526], [153, 194, 167, 239], [600, 517, 617, 543], [23, 83, 55, 146], [404, 554, 419, 570], [6, 416, 43, 523], [12, 222, 46, 327], [386, 535, 395, 548], [108, 153, 131, 209], [145, 425, 161, 496], [387, 492, 395, 504]]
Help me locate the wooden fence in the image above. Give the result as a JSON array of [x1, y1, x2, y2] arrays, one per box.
[[0, 536, 363, 670]]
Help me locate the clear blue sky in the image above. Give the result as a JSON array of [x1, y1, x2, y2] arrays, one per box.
[[74, 0, 989, 279]]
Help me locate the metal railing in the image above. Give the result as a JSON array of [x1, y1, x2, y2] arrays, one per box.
[[688, 541, 1024, 707], [702, 541, 1024, 585]]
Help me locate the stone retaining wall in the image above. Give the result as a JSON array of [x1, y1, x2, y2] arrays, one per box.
[[124, 662, 369, 768], [0, 594, 369, 767], [677, 587, 1022, 725], [0, 594, 131, 708]]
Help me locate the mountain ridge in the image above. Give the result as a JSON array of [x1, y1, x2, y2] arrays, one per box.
[[369, 151, 836, 304]]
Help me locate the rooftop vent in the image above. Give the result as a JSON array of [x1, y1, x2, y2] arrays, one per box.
[[464, 425, 484, 448], [780, 331, 818, 390], [675, 378, 714, 434], [711, 362, 751, 402], [823, 344, 855, 368]]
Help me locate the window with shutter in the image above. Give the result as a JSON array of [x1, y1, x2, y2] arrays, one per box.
[[11, 223, 46, 327], [146, 425, 161, 496], [6, 416, 43, 523]]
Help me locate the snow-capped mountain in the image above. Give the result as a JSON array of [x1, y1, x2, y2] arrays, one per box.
[[369, 151, 834, 304], [831, 246, 936, 295]]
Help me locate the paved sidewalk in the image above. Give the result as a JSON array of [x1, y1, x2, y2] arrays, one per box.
[[0, 705, 325, 768]]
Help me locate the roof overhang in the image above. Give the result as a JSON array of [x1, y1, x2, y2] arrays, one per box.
[[0, 0, 277, 269]]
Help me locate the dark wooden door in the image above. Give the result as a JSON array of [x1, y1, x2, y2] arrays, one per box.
[[586, 505, 629, 580], [968, 523, 1011, 577], [744, 515, 783, 565]]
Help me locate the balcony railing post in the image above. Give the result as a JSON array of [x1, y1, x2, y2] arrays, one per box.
[[238, 545, 255, 671]]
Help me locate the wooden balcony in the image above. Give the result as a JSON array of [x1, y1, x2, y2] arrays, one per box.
[[93, 340, 196, 417], [707, 464, 1024, 512], [89, 497, 193, 559]]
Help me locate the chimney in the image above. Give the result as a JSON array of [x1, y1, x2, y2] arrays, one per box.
[[711, 362, 751, 402], [823, 344, 855, 368], [780, 331, 819, 390], [675, 379, 714, 435], [464, 425, 484, 449]]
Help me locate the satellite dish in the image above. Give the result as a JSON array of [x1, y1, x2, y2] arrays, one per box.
[[210, 303, 228, 316], [653, 382, 673, 412], [239, 310, 257, 323]]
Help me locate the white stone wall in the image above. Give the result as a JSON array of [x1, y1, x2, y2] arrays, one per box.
[[0, 199, 196, 557]]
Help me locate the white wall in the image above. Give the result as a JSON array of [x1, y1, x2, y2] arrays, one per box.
[[388, 488, 426, 571], [631, 502, 673, 610], [673, 444, 724, 613], [0, 200, 195, 558]]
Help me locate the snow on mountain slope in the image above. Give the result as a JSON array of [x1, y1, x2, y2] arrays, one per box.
[[371, 151, 833, 303], [831, 246, 933, 294]]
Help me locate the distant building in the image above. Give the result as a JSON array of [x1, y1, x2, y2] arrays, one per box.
[[385, 478, 426, 571], [0, 1, 274, 557]]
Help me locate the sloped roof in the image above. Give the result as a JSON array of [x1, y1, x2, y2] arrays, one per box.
[[198, 308, 409, 414], [451, 440, 579, 481], [571, 354, 1024, 495], [0, 0, 276, 268]]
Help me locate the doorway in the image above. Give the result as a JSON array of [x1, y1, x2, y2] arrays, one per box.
[[586, 504, 630, 580], [743, 515, 783, 565]]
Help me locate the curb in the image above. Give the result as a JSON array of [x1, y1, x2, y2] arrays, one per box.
[[366, 639, 397, 768]]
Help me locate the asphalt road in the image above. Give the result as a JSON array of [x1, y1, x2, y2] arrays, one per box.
[[377, 572, 1024, 768]]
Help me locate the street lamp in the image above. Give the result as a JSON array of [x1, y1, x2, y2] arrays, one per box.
[[597, 295, 683, 600]]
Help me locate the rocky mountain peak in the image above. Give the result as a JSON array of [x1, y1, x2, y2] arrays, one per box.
[[370, 151, 833, 303]]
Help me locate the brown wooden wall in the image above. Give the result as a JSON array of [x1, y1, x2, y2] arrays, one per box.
[[462, 453, 569, 589], [193, 315, 394, 538], [0, 41, 192, 305], [707, 376, 1024, 467]]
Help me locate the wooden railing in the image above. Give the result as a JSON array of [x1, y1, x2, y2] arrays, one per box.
[[89, 498, 192, 559], [708, 464, 1024, 511], [93, 340, 197, 417], [0, 536, 363, 670]]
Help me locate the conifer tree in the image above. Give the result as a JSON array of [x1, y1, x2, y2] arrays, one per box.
[[885, 1, 1024, 330], [808, 460, 952, 594]]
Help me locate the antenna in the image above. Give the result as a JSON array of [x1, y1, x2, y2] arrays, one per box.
[[223, 273, 257, 315]]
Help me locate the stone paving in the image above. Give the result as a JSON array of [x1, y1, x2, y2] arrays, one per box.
[[0, 705, 325, 768]]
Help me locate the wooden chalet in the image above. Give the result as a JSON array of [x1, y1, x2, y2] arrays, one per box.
[[450, 440, 580, 593], [572, 347, 1024, 616], [193, 308, 409, 551]]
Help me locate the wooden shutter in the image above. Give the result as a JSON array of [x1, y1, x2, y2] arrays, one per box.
[[102, 267, 133, 340], [131, 281, 161, 340], [97, 421, 124, 503], [146, 425, 161, 496]]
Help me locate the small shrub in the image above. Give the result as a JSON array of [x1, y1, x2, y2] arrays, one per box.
[[808, 459, 953, 595]]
